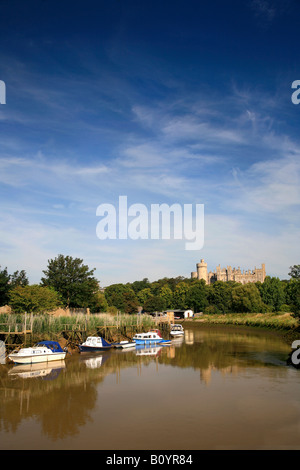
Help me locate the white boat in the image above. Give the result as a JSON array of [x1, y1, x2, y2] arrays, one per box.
[[170, 324, 184, 337], [8, 341, 66, 365], [132, 329, 170, 345], [114, 340, 136, 349], [79, 336, 112, 352]]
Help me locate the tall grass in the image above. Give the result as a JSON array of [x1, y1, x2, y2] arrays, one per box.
[[192, 312, 298, 330], [0, 312, 156, 337]]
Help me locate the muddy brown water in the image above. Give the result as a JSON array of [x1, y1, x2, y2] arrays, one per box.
[[0, 324, 299, 450]]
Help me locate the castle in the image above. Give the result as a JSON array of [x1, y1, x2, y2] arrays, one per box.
[[191, 259, 266, 285]]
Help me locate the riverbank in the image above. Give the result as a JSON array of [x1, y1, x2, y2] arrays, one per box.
[[184, 312, 300, 343], [0, 312, 158, 353]]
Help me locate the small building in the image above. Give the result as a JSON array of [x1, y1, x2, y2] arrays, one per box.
[[164, 309, 194, 319]]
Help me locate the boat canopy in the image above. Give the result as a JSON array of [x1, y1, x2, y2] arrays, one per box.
[[36, 341, 64, 352], [85, 337, 111, 347]]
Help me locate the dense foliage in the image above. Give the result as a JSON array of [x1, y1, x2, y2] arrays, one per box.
[[0, 258, 299, 318], [104, 268, 300, 316], [0, 266, 29, 305], [41, 254, 100, 308], [8, 285, 62, 313]]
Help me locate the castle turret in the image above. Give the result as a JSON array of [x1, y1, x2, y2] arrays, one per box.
[[262, 263, 266, 282], [197, 259, 208, 284]]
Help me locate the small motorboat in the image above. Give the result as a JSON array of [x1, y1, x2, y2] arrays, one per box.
[[170, 324, 184, 337], [8, 341, 66, 365], [78, 336, 112, 352], [114, 340, 136, 349], [132, 329, 170, 345]]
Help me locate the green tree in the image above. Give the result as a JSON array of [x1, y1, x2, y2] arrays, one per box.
[[137, 288, 152, 306], [143, 295, 165, 313], [173, 282, 190, 309], [89, 290, 109, 313], [9, 285, 62, 313], [0, 266, 29, 306], [0, 266, 10, 306], [283, 267, 300, 318], [207, 281, 237, 314], [159, 285, 174, 309], [256, 276, 286, 311], [41, 254, 99, 308], [123, 291, 140, 314], [288, 265, 300, 279], [10, 270, 29, 287], [130, 278, 150, 293], [186, 279, 208, 312], [104, 283, 139, 313], [231, 283, 268, 313], [150, 276, 187, 295], [286, 277, 300, 318]]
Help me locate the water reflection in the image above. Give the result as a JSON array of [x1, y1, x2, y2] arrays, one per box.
[[0, 325, 299, 449], [80, 351, 112, 369], [0, 340, 6, 364], [136, 345, 162, 356], [8, 362, 65, 380]]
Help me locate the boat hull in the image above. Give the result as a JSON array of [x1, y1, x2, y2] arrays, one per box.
[[79, 345, 112, 352], [8, 352, 66, 365], [114, 341, 136, 349], [133, 339, 163, 345]]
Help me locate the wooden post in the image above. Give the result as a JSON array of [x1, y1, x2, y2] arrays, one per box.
[[24, 312, 27, 345]]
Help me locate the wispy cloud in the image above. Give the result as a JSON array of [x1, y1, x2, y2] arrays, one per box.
[[251, 0, 276, 22], [1, 13, 299, 286]]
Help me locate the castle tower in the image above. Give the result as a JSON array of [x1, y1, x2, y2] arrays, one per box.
[[262, 263, 266, 282], [197, 259, 208, 283]]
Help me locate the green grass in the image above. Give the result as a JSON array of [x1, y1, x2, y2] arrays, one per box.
[[192, 312, 299, 330]]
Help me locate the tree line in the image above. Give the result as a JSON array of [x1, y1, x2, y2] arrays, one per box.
[[1, 255, 300, 317]]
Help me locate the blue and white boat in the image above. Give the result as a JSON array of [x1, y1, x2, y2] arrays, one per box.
[[132, 329, 170, 345], [78, 336, 112, 352]]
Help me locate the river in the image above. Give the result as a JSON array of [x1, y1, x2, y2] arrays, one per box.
[[0, 324, 299, 450]]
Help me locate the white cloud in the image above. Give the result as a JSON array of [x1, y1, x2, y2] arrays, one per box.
[[229, 152, 300, 216]]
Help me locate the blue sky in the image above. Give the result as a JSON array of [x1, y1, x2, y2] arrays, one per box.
[[0, 0, 299, 286]]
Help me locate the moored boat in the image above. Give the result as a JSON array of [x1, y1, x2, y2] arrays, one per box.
[[170, 324, 184, 337], [78, 336, 112, 352], [132, 329, 170, 345], [114, 340, 136, 349], [8, 341, 66, 365]]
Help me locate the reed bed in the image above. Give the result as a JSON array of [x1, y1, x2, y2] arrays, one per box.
[[0, 312, 156, 336]]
